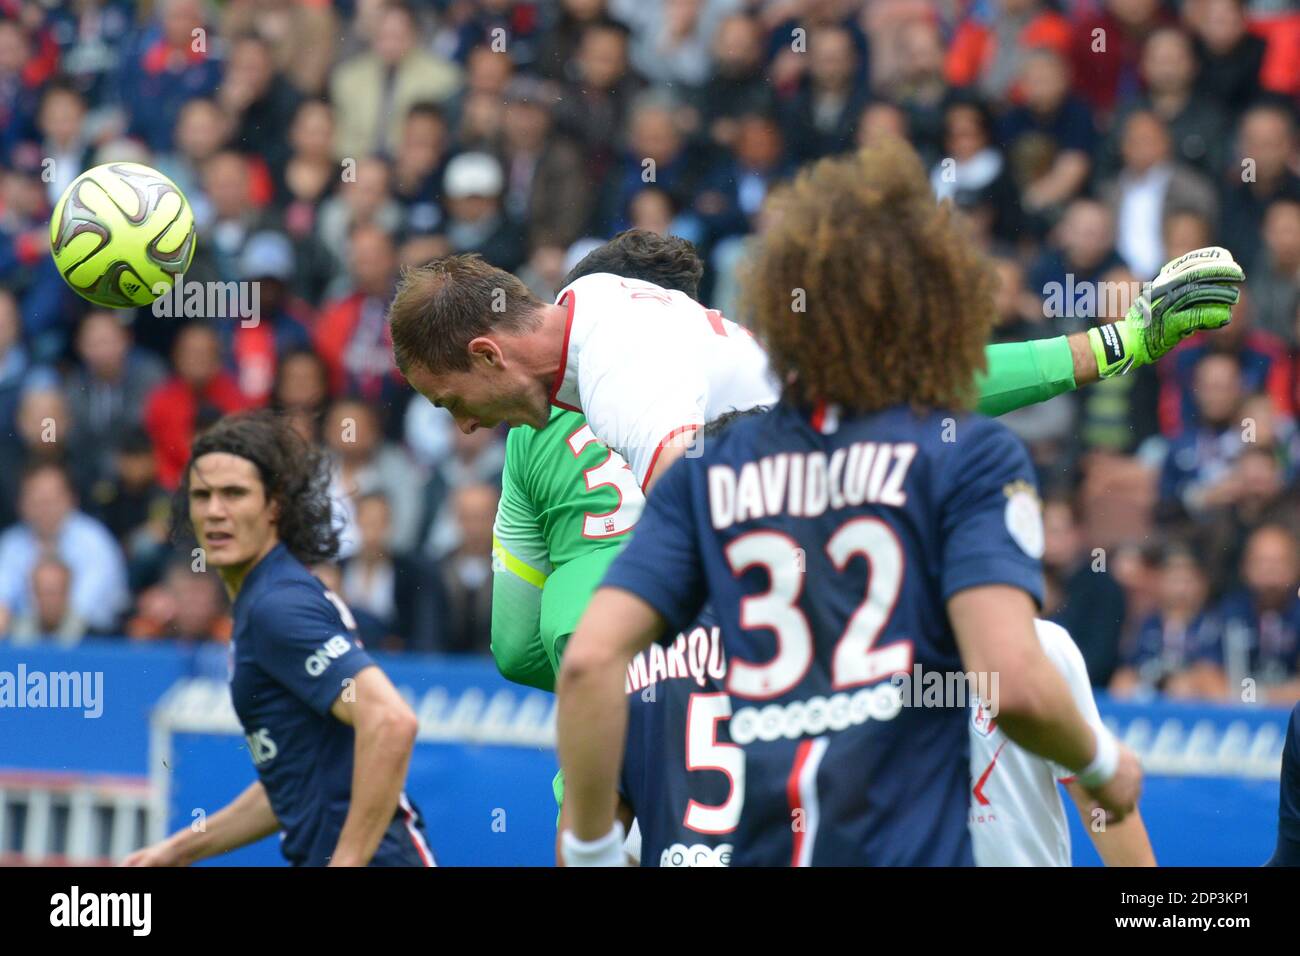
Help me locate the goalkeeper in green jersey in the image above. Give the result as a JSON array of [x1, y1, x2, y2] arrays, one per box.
[[491, 229, 1244, 693]]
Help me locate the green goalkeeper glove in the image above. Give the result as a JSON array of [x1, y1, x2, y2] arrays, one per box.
[[1087, 246, 1245, 378]]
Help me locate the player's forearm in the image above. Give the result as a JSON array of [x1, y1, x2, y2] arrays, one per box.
[[491, 572, 555, 691], [169, 780, 280, 864], [556, 615, 635, 842], [992, 654, 1098, 774], [332, 709, 418, 866], [951, 589, 1097, 772], [1068, 783, 1156, 865], [974, 337, 1082, 417]]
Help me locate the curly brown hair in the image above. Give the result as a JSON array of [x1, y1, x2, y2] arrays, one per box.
[[739, 136, 994, 415]]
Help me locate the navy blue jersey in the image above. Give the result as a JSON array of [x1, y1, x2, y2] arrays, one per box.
[[230, 543, 435, 867], [1268, 702, 1300, 866], [602, 402, 1044, 866], [620, 615, 735, 867]]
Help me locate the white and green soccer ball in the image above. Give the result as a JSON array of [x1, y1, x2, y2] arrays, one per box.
[[49, 161, 196, 308]]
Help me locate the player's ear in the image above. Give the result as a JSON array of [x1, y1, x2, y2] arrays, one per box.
[[467, 336, 503, 369]]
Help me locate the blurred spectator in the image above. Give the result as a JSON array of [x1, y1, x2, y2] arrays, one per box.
[[1110, 543, 1217, 698], [442, 151, 527, 271], [944, 0, 1072, 105], [143, 322, 251, 490], [1042, 494, 1128, 687], [536, 0, 610, 82], [0, 18, 48, 156], [0, 287, 31, 438], [553, 18, 642, 180], [87, 427, 172, 594], [0, 462, 129, 635], [155, 98, 234, 221], [1158, 298, 1293, 437], [318, 156, 404, 271], [1219, 103, 1300, 275], [64, 310, 168, 485], [1193, 524, 1300, 703], [990, 255, 1078, 462], [1162, 207, 1215, 260], [1158, 351, 1248, 518], [126, 557, 231, 643], [597, 94, 702, 238], [778, 25, 868, 164], [314, 224, 408, 427], [446, 42, 515, 143], [219, 233, 314, 406], [1099, 108, 1217, 279], [1114, 26, 1229, 177], [279, 98, 338, 222], [340, 492, 439, 652], [1028, 198, 1125, 333], [1000, 48, 1095, 223], [1070, 0, 1172, 116], [1248, 198, 1300, 344], [5, 556, 91, 647], [1190, 0, 1266, 114], [931, 96, 1023, 246], [329, 1, 461, 159], [221, 0, 339, 97], [427, 482, 499, 654], [219, 33, 302, 188], [0, 153, 69, 360], [323, 398, 426, 556], [694, 12, 774, 150], [1202, 440, 1300, 591], [116, 0, 223, 153], [35, 80, 93, 206], [308, 559, 394, 650], [880, 18, 951, 165], [392, 103, 451, 235], [44, 0, 135, 114], [610, 0, 741, 88], [501, 77, 591, 249], [0, 384, 99, 530], [271, 347, 331, 445]]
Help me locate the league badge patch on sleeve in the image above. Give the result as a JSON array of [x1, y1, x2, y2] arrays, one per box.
[[1003, 480, 1044, 559]]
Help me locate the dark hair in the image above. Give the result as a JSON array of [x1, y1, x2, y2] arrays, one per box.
[[405, 101, 447, 126], [701, 405, 770, 439], [388, 253, 545, 374], [20, 459, 73, 497], [172, 410, 339, 565], [560, 229, 704, 298]]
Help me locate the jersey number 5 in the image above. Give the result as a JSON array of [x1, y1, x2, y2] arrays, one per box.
[[724, 519, 912, 699], [684, 692, 743, 834]]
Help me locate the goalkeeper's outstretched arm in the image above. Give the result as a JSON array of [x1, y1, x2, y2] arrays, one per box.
[[974, 246, 1244, 418]]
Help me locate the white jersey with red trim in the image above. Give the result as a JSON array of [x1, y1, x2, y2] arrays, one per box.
[[551, 272, 778, 489], [968, 618, 1104, 866]]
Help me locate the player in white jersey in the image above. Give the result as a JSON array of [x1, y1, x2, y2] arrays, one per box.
[[970, 619, 1156, 866], [386, 245, 1242, 494], [389, 255, 775, 492]]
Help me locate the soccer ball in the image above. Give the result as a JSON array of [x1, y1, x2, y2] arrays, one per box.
[[49, 162, 196, 309]]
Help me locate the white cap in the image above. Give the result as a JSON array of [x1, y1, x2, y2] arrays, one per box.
[[443, 152, 504, 200]]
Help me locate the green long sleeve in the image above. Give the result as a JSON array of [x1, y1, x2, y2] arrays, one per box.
[[975, 336, 1078, 418]]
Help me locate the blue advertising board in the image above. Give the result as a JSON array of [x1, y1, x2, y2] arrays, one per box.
[[0, 641, 1288, 866]]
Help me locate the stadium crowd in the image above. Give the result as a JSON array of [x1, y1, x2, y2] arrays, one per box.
[[0, 0, 1298, 703]]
